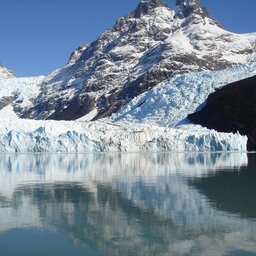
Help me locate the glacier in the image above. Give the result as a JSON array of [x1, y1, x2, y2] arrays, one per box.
[[0, 62, 256, 152], [112, 61, 256, 127], [0, 113, 247, 153]]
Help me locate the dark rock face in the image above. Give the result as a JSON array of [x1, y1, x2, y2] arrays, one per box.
[[46, 95, 95, 121], [188, 75, 256, 151], [0, 96, 15, 110]]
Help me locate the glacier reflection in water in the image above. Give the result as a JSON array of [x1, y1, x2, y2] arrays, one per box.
[[0, 152, 256, 256]]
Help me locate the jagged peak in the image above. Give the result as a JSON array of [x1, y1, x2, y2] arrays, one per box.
[[175, 0, 222, 27], [68, 43, 89, 65], [175, 0, 208, 18], [130, 0, 167, 18], [176, 0, 200, 8]]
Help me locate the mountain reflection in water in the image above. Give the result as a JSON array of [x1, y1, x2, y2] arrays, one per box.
[[191, 154, 256, 219], [0, 153, 255, 256]]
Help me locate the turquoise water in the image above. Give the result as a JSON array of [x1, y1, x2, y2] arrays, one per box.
[[0, 153, 255, 256]]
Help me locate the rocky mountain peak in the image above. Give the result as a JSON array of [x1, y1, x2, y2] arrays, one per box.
[[21, 0, 256, 122], [176, 0, 200, 7], [130, 0, 167, 18], [175, 0, 208, 19]]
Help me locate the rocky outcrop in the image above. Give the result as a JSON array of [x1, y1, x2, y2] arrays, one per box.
[[175, 0, 203, 18], [67, 43, 89, 65], [175, 0, 221, 27], [188, 75, 256, 151], [130, 0, 167, 18], [0, 96, 15, 110]]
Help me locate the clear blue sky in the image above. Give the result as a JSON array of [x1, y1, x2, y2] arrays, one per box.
[[0, 0, 255, 77]]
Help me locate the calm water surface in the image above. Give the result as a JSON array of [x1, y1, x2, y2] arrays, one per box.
[[0, 153, 256, 256]]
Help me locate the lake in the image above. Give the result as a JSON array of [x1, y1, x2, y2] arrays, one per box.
[[0, 153, 256, 256]]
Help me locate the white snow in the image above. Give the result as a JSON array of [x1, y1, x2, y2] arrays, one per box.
[[0, 76, 44, 111], [0, 105, 18, 119], [77, 108, 98, 121], [0, 65, 15, 79]]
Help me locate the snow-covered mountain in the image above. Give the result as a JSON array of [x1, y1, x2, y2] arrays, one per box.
[[21, 0, 256, 121], [0, 0, 255, 152], [2, 62, 256, 152]]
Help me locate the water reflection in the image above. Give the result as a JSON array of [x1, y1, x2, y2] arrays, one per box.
[[191, 154, 256, 219], [0, 153, 256, 256]]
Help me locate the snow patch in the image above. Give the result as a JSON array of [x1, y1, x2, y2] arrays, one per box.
[[0, 105, 18, 119], [0, 76, 45, 111]]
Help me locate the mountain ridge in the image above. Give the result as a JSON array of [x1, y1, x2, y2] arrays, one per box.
[[8, 0, 256, 121]]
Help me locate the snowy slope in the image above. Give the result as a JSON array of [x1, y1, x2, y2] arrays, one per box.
[[0, 105, 19, 119], [22, 0, 256, 121], [111, 61, 256, 126], [0, 76, 44, 113], [0, 64, 15, 79]]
